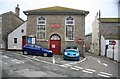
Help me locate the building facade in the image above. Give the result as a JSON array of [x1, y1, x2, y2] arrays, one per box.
[[24, 6, 89, 55], [8, 22, 27, 50], [0, 5, 24, 50], [92, 12, 120, 62], [85, 33, 92, 52]]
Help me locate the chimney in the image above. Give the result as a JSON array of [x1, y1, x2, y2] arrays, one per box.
[[15, 4, 20, 17]]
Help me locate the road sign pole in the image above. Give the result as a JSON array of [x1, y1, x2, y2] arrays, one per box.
[[113, 45, 114, 60]]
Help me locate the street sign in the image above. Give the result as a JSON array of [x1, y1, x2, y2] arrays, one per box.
[[109, 41, 116, 45], [78, 37, 82, 44]]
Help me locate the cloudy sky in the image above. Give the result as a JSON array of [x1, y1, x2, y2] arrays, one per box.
[[0, 0, 119, 35]]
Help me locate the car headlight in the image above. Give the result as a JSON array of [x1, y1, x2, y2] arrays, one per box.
[[49, 50, 52, 53], [64, 52, 67, 55], [76, 53, 79, 56]]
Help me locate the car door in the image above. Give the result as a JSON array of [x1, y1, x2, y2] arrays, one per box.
[[28, 44, 36, 54], [34, 45, 43, 55]]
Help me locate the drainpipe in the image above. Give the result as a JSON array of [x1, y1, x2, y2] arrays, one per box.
[[98, 10, 101, 56]]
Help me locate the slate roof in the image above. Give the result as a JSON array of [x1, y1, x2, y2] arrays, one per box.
[[23, 6, 89, 16], [1, 11, 24, 22]]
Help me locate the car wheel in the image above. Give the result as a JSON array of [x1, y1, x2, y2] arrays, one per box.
[[43, 53, 48, 57], [23, 51, 28, 55]]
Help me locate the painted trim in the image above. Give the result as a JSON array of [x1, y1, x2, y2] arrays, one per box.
[[65, 16, 75, 41], [36, 16, 46, 40]]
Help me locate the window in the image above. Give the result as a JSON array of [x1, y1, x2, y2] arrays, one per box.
[[14, 38, 17, 44], [35, 45, 41, 48], [21, 29, 24, 33], [65, 16, 74, 41], [51, 35, 60, 40], [37, 16, 46, 40]]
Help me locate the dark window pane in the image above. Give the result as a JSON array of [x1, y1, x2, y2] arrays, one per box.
[[14, 38, 17, 44]]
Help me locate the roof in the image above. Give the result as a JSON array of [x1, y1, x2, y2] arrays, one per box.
[[1, 11, 24, 22], [104, 35, 120, 40], [85, 33, 92, 37], [100, 18, 120, 23], [23, 6, 89, 16]]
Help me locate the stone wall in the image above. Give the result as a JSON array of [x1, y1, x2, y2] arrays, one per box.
[[27, 14, 85, 55], [1, 12, 24, 49]]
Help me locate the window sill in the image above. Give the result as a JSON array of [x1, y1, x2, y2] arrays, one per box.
[[36, 39, 48, 41], [65, 40, 74, 42]]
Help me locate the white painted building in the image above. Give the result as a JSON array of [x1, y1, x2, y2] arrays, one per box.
[[91, 12, 100, 55], [101, 36, 120, 62], [8, 22, 27, 50], [92, 11, 120, 62]]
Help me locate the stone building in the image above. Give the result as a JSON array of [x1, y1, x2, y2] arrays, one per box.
[[0, 5, 24, 49], [85, 33, 92, 52], [23, 6, 89, 55], [92, 11, 120, 61]]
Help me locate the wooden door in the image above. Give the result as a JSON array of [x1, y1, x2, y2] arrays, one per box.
[[50, 34, 61, 55]]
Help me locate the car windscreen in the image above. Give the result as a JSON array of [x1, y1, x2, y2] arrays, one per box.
[[66, 46, 77, 50], [66, 49, 78, 52]]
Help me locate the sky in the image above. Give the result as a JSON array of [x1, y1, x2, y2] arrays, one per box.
[[0, 0, 119, 35]]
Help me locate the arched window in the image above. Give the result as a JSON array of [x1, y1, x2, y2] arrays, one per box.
[[65, 16, 74, 41], [37, 16, 46, 39]]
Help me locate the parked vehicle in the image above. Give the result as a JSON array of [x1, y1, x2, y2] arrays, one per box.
[[63, 46, 80, 61], [23, 44, 53, 57]]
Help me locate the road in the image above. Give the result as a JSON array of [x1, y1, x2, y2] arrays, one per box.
[[0, 50, 119, 78]]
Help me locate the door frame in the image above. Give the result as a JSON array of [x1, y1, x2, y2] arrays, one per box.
[[49, 34, 61, 55]]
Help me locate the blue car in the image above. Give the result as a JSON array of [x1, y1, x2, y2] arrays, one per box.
[[23, 44, 53, 57], [63, 46, 80, 61]]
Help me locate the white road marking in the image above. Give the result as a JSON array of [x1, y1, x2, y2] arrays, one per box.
[[97, 60, 108, 67], [33, 58, 52, 64], [100, 72, 112, 76], [5, 63, 8, 65], [11, 59, 25, 64], [2, 55, 9, 58], [82, 70, 93, 74], [52, 56, 55, 64], [33, 56, 36, 59], [64, 64, 71, 66], [70, 67, 80, 71], [98, 74, 110, 77], [97, 60, 101, 63], [85, 68, 96, 72], [13, 52, 87, 71], [63, 58, 87, 66], [89, 56, 97, 59], [60, 65, 68, 68], [103, 63, 108, 66], [74, 66, 83, 70]]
